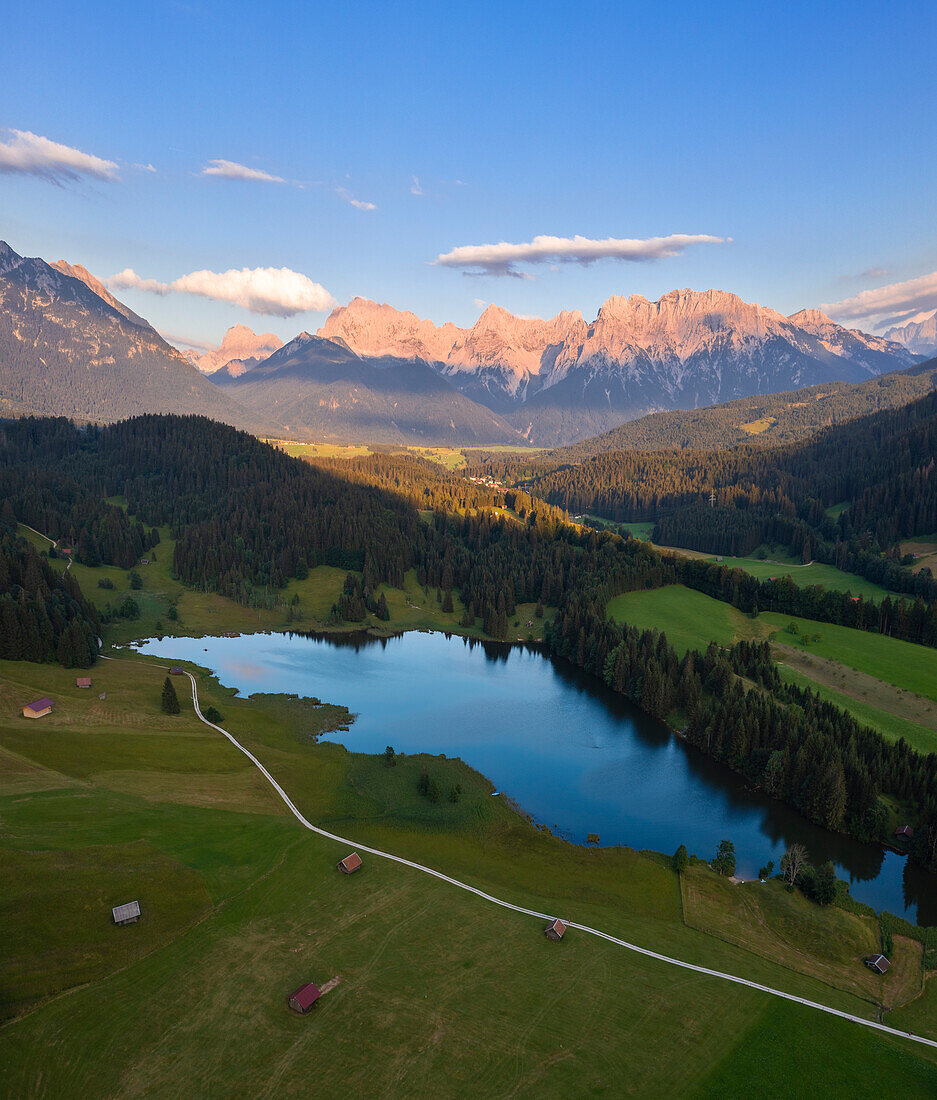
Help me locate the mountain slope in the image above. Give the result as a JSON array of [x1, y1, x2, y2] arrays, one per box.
[[318, 291, 917, 445], [0, 242, 264, 429], [214, 332, 522, 444], [547, 355, 937, 460]]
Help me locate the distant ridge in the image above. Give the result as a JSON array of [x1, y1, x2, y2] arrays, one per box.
[[317, 291, 919, 445]]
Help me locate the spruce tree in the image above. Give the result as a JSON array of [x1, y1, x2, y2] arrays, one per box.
[[161, 675, 180, 715]]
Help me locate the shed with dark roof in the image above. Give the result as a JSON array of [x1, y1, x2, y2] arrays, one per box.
[[865, 954, 890, 974], [287, 983, 321, 1013], [895, 824, 914, 839], [338, 852, 362, 874]]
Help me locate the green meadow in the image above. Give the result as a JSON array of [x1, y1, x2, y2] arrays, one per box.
[[607, 585, 937, 754], [1, 654, 935, 1096]]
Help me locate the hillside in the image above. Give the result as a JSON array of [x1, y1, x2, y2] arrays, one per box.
[[0, 242, 265, 431], [549, 356, 937, 460], [214, 331, 523, 445]]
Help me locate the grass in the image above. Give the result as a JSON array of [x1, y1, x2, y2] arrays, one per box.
[[739, 415, 778, 435], [826, 501, 850, 519], [682, 868, 921, 1008], [607, 585, 937, 752], [901, 537, 937, 575], [655, 541, 887, 599], [3, 651, 936, 1094], [264, 440, 373, 459]]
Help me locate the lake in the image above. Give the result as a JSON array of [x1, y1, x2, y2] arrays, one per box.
[[134, 629, 937, 925]]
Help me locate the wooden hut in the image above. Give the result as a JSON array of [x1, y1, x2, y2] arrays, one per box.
[[338, 852, 362, 874], [76, 676, 92, 688], [22, 697, 54, 719], [170, 667, 184, 676], [895, 824, 914, 840], [112, 900, 141, 925], [287, 983, 321, 1013], [865, 954, 890, 974], [545, 918, 567, 941]]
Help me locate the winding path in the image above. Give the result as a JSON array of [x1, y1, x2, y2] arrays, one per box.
[[172, 668, 936, 1052]]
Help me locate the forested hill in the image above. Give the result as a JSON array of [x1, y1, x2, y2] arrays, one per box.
[[548, 356, 937, 461]]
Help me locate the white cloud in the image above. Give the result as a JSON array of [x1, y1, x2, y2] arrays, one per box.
[[434, 232, 727, 277], [822, 270, 937, 326], [107, 265, 335, 317], [861, 266, 888, 279], [107, 269, 170, 295], [410, 175, 423, 196], [201, 159, 285, 184], [336, 187, 376, 211], [473, 298, 486, 308], [0, 129, 119, 183]]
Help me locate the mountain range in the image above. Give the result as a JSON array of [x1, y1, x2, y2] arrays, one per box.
[[885, 310, 937, 357], [0, 238, 924, 446], [311, 292, 918, 443]]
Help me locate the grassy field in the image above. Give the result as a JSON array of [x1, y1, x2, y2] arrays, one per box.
[[901, 536, 937, 575], [265, 440, 373, 459], [607, 585, 937, 753], [654, 543, 888, 599], [2, 653, 935, 1095]]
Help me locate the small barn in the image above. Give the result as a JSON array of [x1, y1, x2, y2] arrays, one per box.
[[338, 852, 362, 874], [895, 825, 914, 840], [545, 918, 566, 941], [170, 667, 184, 676], [112, 900, 141, 925], [287, 983, 321, 1014], [865, 954, 890, 974], [76, 676, 92, 689], [99, 692, 107, 701], [22, 697, 54, 719]]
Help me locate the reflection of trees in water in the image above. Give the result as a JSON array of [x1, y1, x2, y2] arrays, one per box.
[[904, 860, 937, 927], [291, 628, 399, 652]]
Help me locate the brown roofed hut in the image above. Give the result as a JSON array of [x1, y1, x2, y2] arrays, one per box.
[[545, 918, 566, 941], [287, 983, 321, 1013], [76, 676, 92, 688], [865, 954, 890, 974], [338, 852, 362, 874], [895, 825, 914, 839], [22, 698, 54, 719]]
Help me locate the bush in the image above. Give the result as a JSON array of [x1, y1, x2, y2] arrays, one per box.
[[203, 705, 223, 724], [672, 844, 689, 874], [384, 745, 397, 767], [448, 784, 462, 804], [712, 839, 736, 877], [127, 570, 142, 590], [97, 577, 114, 590]]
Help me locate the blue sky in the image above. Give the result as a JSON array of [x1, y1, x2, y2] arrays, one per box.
[[3, 0, 937, 346]]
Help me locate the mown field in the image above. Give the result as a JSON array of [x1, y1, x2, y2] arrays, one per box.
[[607, 585, 937, 754], [2, 654, 935, 1096]]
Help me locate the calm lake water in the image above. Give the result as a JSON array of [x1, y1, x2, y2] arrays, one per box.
[[134, 629, 936, 925]]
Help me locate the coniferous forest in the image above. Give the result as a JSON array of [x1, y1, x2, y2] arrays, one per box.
[[4, 412, 937, 871]]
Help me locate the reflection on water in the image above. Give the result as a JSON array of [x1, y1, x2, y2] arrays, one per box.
[[134, 629, 936, 925]]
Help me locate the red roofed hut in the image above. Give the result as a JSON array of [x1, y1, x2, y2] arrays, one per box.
[[287, 983, 321, 1014], [22, 698, 54, 719], [545, 918, 566, 941], [865, 954, 890, 974], [338, 852, 362, 874], [895, 825, 914, 840], [76, 676, 92, 688]]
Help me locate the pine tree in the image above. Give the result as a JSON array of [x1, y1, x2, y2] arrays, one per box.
[[161, 675, 180, 715]]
